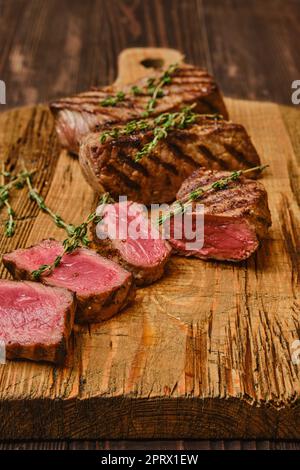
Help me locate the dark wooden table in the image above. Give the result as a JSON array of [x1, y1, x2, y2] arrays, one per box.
[[0, 0, 299, 450]]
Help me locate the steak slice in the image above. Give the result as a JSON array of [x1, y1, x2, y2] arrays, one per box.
[[79, 116, 260, 205], [3, 239, 136, 324], [0, 280, 75, 364], [92, 201, 172, 286], [50, 64, 228, 154], [167, 168, 271, 261]]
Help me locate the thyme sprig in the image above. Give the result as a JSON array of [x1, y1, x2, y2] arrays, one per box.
[[99, 63, 178, 113], [99, 105, 219, 162], [158, 164, 269, 225], [143, 63, 178, 116], [0, 167, 35, 237], [100, 91, 126, 107], [100, 119, 149, 144], [24, 172, 75, 236], [134, 105, 197, 162], [28, 189, 111, 280]]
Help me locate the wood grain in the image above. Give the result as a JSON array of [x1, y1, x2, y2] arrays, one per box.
[[0, 46, 299, 439], [1, 0, 299, 111]]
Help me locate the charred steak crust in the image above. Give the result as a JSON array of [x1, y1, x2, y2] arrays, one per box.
[[0, 280, 75, 364], [3, 239, 136, 324], [74, 276, 135, 323], [50, 64, 228, 154], [176, 168, 272, 239], [91, 238, 170, 286], [79, 117, 260, 205], [168, 168, 272, 262]]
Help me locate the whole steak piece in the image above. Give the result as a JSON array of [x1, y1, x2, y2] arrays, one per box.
[[79, 116, 260, 205], [3, 239, 135, 324], [50, 64, 228, 155], [92, 200, 172, 286], [168, 168, 271, 261], [0, 280, 75, 364]]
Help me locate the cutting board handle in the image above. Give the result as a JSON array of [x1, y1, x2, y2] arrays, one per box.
[[115, 47, 184, 86]]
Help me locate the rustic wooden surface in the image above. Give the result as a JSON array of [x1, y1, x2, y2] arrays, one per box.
[[0, 47, 299, 441], [0, 0, 299, 449]]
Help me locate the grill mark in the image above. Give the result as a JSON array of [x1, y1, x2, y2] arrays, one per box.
[[147, 154, 179, 175], [110, 134, 148, 148], [104, 164, 141, 190], [170, 131, 199, 143], [168, 87, 213, 97], [117, 150, 149, 177], [170, 78, 213, 86], [52, 99, 135, 111], [167, 142, 198, 168], [198, 145, 230, 170], [224, 143, 252, 166]]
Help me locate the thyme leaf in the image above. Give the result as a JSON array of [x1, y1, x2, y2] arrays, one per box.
[[0, 166, 34, 237], [134, 105, 197, 162], [157, 164, 269, 225], [143, 62, 178, 116], [100, 91, 126, 107], [30, 190, 111, 279]]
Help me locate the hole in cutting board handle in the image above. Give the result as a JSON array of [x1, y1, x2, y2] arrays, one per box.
[[140, 58, 164, 69]]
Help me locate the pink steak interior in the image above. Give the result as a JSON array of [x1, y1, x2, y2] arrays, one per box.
[[0, 281, 66, 344], [8, 240, 129, 294], [170, 214, 258, 260], [98, 201, 171, 267]]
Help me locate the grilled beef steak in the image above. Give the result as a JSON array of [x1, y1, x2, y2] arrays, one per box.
[[0, 280, 75, 364], [92, 201, 172, 286], [50, 64, 228, 154], [167, 168, 271, 261], [79, 116, 260, 205], [3, 239, 135, 323]]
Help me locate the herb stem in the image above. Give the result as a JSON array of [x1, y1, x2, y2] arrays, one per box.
[[30, 192, 111, 279], [0, 165, 34, 237], [158, 164, 269, 225], [24, 171, 75, 236]]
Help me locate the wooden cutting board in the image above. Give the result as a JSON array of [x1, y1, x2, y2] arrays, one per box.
[[0, 48, 299, 440]]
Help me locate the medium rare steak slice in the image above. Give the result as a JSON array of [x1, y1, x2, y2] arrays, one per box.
[[50, 64, 228, 154], [79, 116, 260, 205], [3, 239, 135, 324], [92, 201, 172, 286], [0, 280, 75, 364], [167, 168, 271, 261]]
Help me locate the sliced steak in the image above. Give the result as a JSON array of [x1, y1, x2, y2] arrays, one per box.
[[3, 239, 135, 324], [0, 280, 75, 364], [50, 64, 228, 154], [167, 168, 271, 261], [92, 201, 172, 286], [79, 116, 260, 205]]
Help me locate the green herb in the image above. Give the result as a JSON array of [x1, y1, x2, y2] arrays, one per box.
[[99, 103, 202, 161], [100, 119, 150, 144], [100, 91, 126, 107], [143, 63, 178, 116], [134, 105, 197, 162], [131, 85, 143, 96], [29, 190, 111, 279], [158, 164, 269, 225], [24, 171, 76, 236], [0, 166, 34, 237]]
